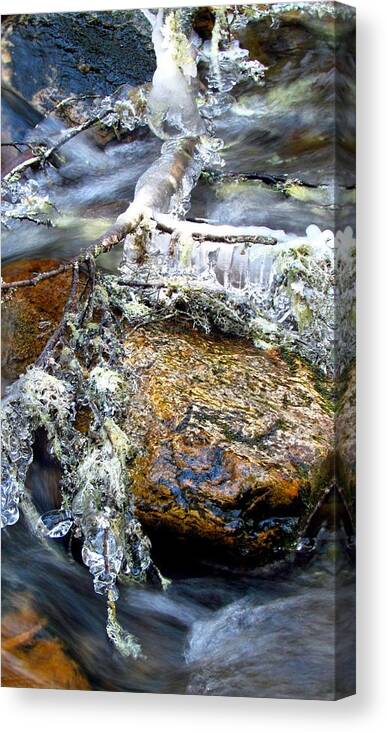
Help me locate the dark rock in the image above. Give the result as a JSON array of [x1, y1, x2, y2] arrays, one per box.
[[2, 11, 155, 112]]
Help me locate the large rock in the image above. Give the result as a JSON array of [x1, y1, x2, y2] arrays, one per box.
[[124, 322, 334, 561], [2, 12, 155, 110]]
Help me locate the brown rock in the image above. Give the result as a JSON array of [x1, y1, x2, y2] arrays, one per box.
[[1, 258, 83, 387], [1, 595, 89, 690], [124, 322, 334, 562]]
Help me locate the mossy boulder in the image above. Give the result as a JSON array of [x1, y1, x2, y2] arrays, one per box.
[[123, 322, 334, 562]]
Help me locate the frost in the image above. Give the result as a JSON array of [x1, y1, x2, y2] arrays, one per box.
[[335, 226, 356, 373], [96, 86, 148, 132], [1, 368, 72, 529], [106, 591, 143, 659], [1, 281, 168, 656], [121, 221, 338, 373], [89, 366, 123, 395], [2, 178, 57, 227]]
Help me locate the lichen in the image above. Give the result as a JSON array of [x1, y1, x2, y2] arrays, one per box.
[[1, 273, 171, 657]]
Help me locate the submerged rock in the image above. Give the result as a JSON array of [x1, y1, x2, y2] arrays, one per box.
[[1, 594, 89, 689], [124, 322, 334, 562]]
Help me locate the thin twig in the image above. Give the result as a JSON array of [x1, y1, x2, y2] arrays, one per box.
[[2, 262, 71, 289], [50, 93, 102, 113], [1, 216, 138, 291], [2, 109, 113, 184], [153, 213, 278, 245], [35, 262, 80, 367], [3, 214, 53, 227], [80, 256, 97, 326], [3, 154, 42, 183], [1, 142, 34, 149]]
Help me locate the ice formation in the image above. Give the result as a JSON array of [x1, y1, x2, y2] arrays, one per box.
[[1, 284, 166, 657], [142, 9, 205, 140], [200, 7, 266, 118]]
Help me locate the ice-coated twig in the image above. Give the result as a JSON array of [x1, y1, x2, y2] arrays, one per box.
[[153, 213, 278, 245], [35, 262, 80, 367]]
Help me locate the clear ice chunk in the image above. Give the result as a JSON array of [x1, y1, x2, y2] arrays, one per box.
[[82, 521, 124, 596], [37, 509, 73, 539], [144, 9, 205, 140]]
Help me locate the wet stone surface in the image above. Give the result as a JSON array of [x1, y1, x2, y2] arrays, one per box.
[[124, 322, 334, 562], [2, 12, 155, 110], [1, 258, 84, 389], [1, 593, 90, 689]]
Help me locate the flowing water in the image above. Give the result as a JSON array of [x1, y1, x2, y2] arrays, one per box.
[[2, 514, 355, 698], [1, 6, 355, 697]]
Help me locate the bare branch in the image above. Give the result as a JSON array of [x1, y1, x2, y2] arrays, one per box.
[[2, 154, 42, 183], [35, 262, 80, 367], [2, 109, 113, 184]]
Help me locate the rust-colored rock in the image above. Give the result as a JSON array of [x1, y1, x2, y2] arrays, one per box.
[[1, 258, 81, 385], [1, 595, 89, 689], [124, 322, 334, 561]]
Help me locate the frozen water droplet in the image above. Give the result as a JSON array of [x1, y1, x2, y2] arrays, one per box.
[[1, 464, 21, 528], [37, 509, 73, 538]]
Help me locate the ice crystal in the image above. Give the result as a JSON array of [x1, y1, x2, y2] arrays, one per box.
[[199, 8, 267, 119], [2, 178, 57, 227], [96, 86, 148, 132]]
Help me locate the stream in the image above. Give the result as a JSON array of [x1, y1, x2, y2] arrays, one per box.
[[1, 5, 355, 698]]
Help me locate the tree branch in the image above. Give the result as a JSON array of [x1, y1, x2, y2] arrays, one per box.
[[35, 262, 80, 367]]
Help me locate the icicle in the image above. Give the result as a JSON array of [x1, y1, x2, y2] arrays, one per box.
[[106, 590, 143, 659], [142, 9, 205, 140]]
